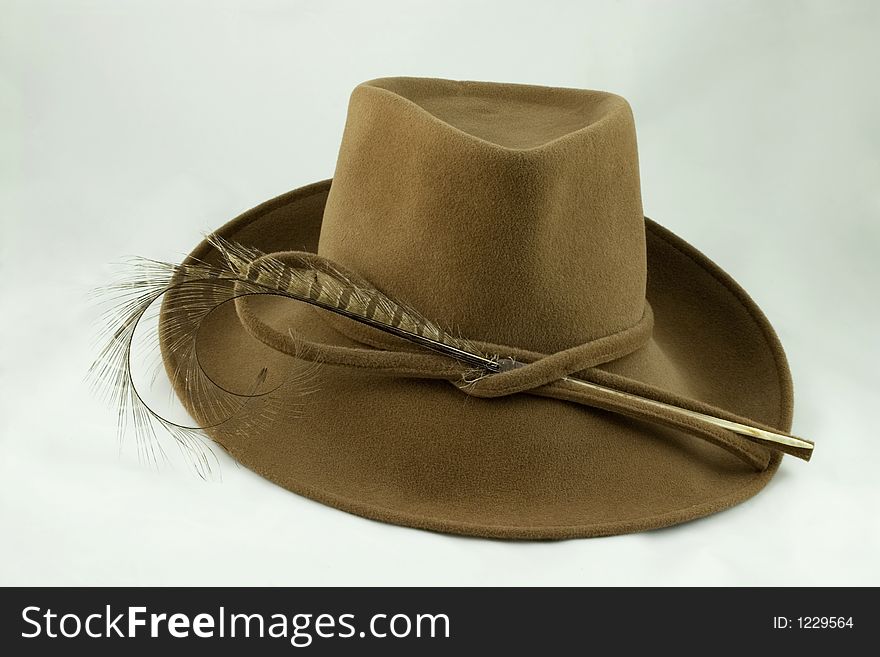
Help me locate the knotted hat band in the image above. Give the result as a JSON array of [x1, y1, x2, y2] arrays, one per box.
[[232, 251, 773, 471]]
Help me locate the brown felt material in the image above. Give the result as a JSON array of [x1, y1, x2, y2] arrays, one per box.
[[161, 78, 794, 539], [235, 277, 773, 469]]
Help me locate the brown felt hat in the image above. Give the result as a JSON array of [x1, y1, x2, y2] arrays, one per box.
[[161, 77, 796, 539]]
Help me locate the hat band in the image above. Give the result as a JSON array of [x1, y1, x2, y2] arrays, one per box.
[[231, 252, 774, 471]]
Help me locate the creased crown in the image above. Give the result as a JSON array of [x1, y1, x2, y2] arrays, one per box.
[[318, 77, 647, 354]]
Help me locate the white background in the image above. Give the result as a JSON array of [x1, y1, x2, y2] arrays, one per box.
[[1, 0, 878, 586]]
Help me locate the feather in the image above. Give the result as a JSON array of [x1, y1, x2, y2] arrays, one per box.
[[207, 234, 496, 371], [88, 243, 319, 478], [91, 234, 813, 473], [89, 233, 495, 475]]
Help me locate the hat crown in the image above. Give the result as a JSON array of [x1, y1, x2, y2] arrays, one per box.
[[318, 77, 647, 353]]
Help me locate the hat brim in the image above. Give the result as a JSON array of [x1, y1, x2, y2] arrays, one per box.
[[161, 179, 793, 539]]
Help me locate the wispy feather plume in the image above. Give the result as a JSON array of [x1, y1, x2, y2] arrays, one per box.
[[89, 241, 311, 477]]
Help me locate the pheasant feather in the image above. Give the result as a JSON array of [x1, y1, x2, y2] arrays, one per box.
[[88, 234, 492, 475], [91, 234, 813, 473]]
